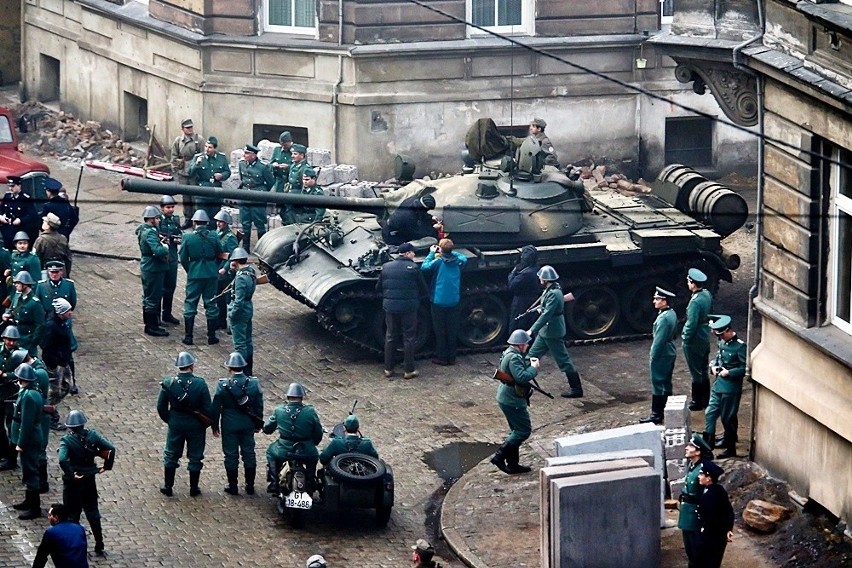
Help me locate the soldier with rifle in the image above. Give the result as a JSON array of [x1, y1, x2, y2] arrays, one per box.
[[0, 326, 21, 470], [10, 363, 45, 519], [4, 271, 45, 356], [157, 195, 182, 326], [136, 206, 170, 337], [11, 349, 52, 492], [226, 247, 256, 376], [214, 209, 239, 332]]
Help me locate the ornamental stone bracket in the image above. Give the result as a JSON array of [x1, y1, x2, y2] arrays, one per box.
[[673, 59, 758, 127]]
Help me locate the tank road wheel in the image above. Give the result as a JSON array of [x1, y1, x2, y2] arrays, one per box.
[[621, 279, 671, 333], [566, 286, 620, 339], [458, 294, 508, 348]]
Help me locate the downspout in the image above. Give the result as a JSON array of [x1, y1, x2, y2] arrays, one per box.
[[732, 0, 765, 462], [332, 0, 344, 162]]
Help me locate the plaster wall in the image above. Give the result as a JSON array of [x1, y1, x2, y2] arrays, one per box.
[[0, 0, 21, 86]]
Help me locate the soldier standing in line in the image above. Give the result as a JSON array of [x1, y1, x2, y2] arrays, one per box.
[[57, 410, 115, 556], [281, 167, 326, 225], [0, 326, 22, 471], [4, 271, 45, 356], [33, 213, 70, 276], [0, 176, 40, 249], [36, 264, 78, 395], [704, 315, 747, 459], [227, 248, 256, 376], [640, 287, 678, 425], [8, 231, 42, 282], [287, 144, 310, 192], [678, 432, 715, 568], [526, 265, 583, 398], [10, 363, 45, 519], [490, 329, 540, 475], [210, 352, 263, 496], [40, 299, 75, 422], [682, 268, 713, 411], [157, 351, 212, 497], [157, 196, 182, 326], [170, 118, 204, 228], [271, 132, 294, 221], [136, 206, 170, 337], [214, 210, 239, 332], [188, 136, 231, 222], [12, 349, 52, 493], [178, 210, 224, 346], [237, 144, 275, 253]]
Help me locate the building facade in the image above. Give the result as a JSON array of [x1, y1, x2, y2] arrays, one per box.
[[20, 0, 755, 179]]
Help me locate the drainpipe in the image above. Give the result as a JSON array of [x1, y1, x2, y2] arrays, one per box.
[[732, 0, 765, 462], [332, 0, 344, 162]]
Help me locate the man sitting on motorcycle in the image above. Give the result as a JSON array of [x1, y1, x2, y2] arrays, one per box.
[[319, 415, 379, 466], [263, 382, 323, 494]]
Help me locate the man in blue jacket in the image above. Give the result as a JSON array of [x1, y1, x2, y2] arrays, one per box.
[[421, 238, 467, 366], [32, 503, 89, 568]]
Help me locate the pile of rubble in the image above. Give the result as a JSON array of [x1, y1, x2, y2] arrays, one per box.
[[14, 102, 146, 165], [578, 164, 652, 195]]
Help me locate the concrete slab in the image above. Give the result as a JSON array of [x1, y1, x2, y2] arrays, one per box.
[[664, 395, 689, 428]]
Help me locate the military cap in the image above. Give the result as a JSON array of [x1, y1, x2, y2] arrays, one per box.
[[52, 298, 72, 315], [420, 194, 436, 209], [412, 539, 435, 555], [214, 209, 233, 224], [181, 118, 194, 128], [44, 177, 63, 192], [191, 210, 210, 223], [143, 206, 160, 219], [14, 271, 34, 286], [43, 212, 62, 228], [710, 315, 732, 333], [7, 176, 21, 185], [1, 326, 20, 339], [279, 131, 292, 143], [244, 144, 260, 154], [302, 167, 318, 179], [653, 287, 676, 300], [699, 460, 724, 482], [159, 195, 177, 206], [343, 415, 360, 432], [291, 143, 307, 154], [687, 268, 708, 283], [14, 363, 35, 382], [13, 231, 29, 242], [531, 117, 547, 129], [687, 432, 713, 455], [397, 242, 414, 254], [206, 136, 218, 147], [46, 260, 65, 271], [175, 351, 197, 368]]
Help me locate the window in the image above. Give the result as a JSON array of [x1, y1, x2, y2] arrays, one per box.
[[0, 116, 12, 144], [660, 0, 673, 25], [264, 0, 317, 35], [665, 116, 714, 167], [467, 0, 534, 36], [829, 147, 852, 333]]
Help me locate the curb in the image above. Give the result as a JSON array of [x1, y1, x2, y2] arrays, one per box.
[[440, 469, 491, 568]]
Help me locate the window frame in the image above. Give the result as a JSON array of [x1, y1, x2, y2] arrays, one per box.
[[828, 147, 852, 334], [466, 0, 535, 37], [263, 0, 318, 37]]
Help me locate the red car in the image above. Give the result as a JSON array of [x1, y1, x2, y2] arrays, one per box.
[[0, 106, 50, 199]]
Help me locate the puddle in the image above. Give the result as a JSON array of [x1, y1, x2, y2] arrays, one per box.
[[423, 441, 499, 483]]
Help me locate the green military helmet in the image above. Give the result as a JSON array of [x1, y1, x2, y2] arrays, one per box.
[[286, 382, 306, 398], [14, 363, 35, 382], [13, 271, 35, 286], [8, 348, 28, 369], [537, 265, 559, 281], [143, 206, 160, 219], [343, 414, 359, 432], [191, 210, 210, 224], [159, 195, 177, 206], [229, 247, 249, 262], [1, 326, 20, 339], [225, 352, 247, 369], [13, 231, 29, 242], [65, 410, 88, 428], [507, 329, 532, 345], [175, 351, 197, 368], [214, 209, 232, 224]]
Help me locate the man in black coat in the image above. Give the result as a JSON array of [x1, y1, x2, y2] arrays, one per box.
[[697, 461, 734, 568], [381, 194, 440, 245], [0, 177, 40, 249], [376, 242, 427, 379], [40, 178, 78, 241], [507, 245, 539, 328]]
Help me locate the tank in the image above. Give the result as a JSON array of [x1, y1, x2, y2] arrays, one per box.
[[121, 124, 747, 354]]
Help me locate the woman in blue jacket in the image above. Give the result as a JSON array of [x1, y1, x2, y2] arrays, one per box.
[[421, 238, 467, 365]]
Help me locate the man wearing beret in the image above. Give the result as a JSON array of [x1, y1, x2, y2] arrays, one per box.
[[170, 118, 204, 228], [237, 144, 275, 253], [641, 287, 677, 424], [188, 136, 231, 222], [280, 167, 326, 225], [33, 213, 71, 276], [678, 432, 714, 567], [270, 131, 294, 192], [704, 315, 747, 458], [682, 268, 713, 411], [319, 414, 379, 466]]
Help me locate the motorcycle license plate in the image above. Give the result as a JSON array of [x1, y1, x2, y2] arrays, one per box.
[[285, 491, 312, 510]]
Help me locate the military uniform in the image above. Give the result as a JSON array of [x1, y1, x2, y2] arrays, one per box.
[[280, 179, 326, 225], [0, 247, 10, 301], [29, 358, 51, 492], [650, 306, 678, 396], [0, 190, 39, 249], [263, 401, 323, 490], [136, 221, 169, 321], [0, 344, 19, 465], [682, 288, 713, 409], [11, 379, 44, 494], [179, 224, 223, 343], [678, 457, 709, 567], [7, 290, 45, 356], [34, 274, 77, 319], [704, 330, 747, 456], [319, 433, 378, 466], [210, 371, 263, 493], [170, 129, 204, 220], [270, 142, 293, 213], [528, 282, 582, 396], [496, 345, 538, 451], [188, 150, 231, 221], [157, 371, 212, 484], [215, 225, 239, 330], [237, 157, 275, 251], [10, 250, 41, 283], [228, 264, 256, 366], [157, 211, 182, 323], [32, 231, 70, 276]]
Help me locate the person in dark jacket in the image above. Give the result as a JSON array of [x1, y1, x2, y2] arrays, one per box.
[[421, 238, 467, 366], [508, 245, 539, 328], [32, 503, 89, 568], [381, 194, 440, 245], [0, 176, 40, 249], [40, 178, 78, 241], [376, 242, 428, 379], [696, 461, 734, 568]]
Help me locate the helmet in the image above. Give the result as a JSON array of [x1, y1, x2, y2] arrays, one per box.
[[343, 415, 360, 432], [191, 210, 210, 223], [286, 382, 306, 398], [13, 231, 29, 242], [14, 363, 35, 382], [65, 410, 88, 428], [1, 326, 20, 339], [143, 206, 160, 219], [225, 352, 247, 369], [13, 271, 34, 286], [507, 329, 532, 345], [537, 265, 559, 281], [213, 209, 232, 224], [174, 351, 197, 368], [52, 298, 72, 315], [306, 555, 326, 568], [159, 195, 177, 206], [8, 349, 28, 369], [229, 248, 249, 262]]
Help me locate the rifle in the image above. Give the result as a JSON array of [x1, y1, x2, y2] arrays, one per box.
[[514, 297, 542, 321], [492, 369, 554, 399]]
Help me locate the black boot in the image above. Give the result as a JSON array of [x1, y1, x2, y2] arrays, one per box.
[[206, 319, 219, 345], [18, 490, 41, 520], [505, 444, 532, 474], [490, 443, 511, 474], [701, 432, 716, 460], [717, 433, 738, 459], [266, 463, 280, 494], [561, 371, 584, 398], [224, 469, 239, 495], [189, 471, 201, 497], [0, 454, 18, 471], [639, 395, 667, 425], [12, 494, 30, 510], [242, 234, 251, 253], [688, 382, 708, 411], [144, 311, 169, 337], [38, 462, 48, 494], [715, 434, 726, 449], [90, 517, 105, 555], [161, 296, 180, 325], [244, 467, 256, 495], [182, 316, 195, 345], [160, 467, 176, 496], [244, 354, 254, 377]]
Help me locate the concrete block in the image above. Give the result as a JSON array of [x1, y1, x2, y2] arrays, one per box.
[[545, 449, 655, 469], [665, 458, 686, 481], [257, 139, 277, 162], [267, 215, 281, 230], [670, 477, 685, 501], [230, 148, 245, 167], [334, 164, 358, 183], [316, 165, 337, 187], [540, 458, 652, 568], [664, 395, 689, 428], [358, 182, 381, 198], [323, 182, 342, 197], [663, 427, 688, 451], [551, 467, 660, 567], [308, 147, 333, 167], [221, 168, 242, 192]]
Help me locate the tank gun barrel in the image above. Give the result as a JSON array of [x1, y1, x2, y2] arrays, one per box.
[[121, 177, 387, 217]]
